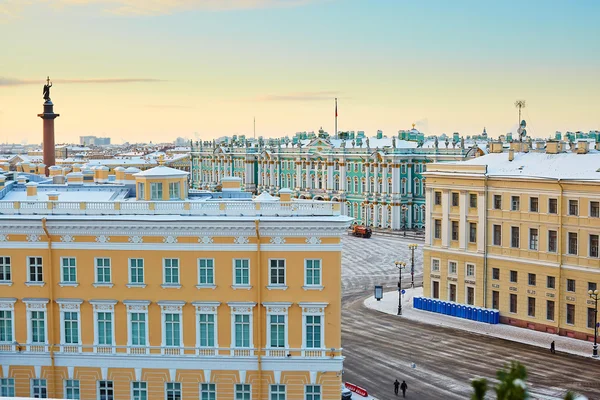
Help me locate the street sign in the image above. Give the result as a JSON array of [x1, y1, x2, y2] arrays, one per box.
[[401, 289, 406, 294]]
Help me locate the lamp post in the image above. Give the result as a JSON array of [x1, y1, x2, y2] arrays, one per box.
[[408, 243, 418, 288], [395, 261, 406, 315], [401, 204, 408, 236], [589, 289, 599, 358]]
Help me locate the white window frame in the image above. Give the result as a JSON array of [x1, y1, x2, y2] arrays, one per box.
[[511, 196, 520, 211], [448, 260, 457, 276], [235, 384, 252, 400], [127, 258, 145, 288], [529, 228, 539, 250], [162, 258, 181, 288], [90, 300, 117, 353], [268, 259, 287, 289], [59, 257, 78, 287], [228, 302, 256, 355], [64, 379, 80, 400], [299, 302, 327, 355], [57, 299, 83, 352], [197, 258, 216, 289], [465, 263, 475, 278], [97, 380, 114, 400], [158, 301, 184, 354], [0, 378, 15, 398], [131, 381, 147, 400], [305, 384, 321, 400], [232, 259, 251, 289], [30, 378, 47, 398], [94, 257, 113, 287], [270, 384, 286, 400], [124, 300, 150, 354], [192, 302, 220, 355], [150, 182, 163, 200], [137, 182, 145, 200], [431, 258, 440, 272], [0, 299, 16, 345], [0, 256, 11, 285], [263, 302, 291, 355], [24, 298, 48, 350], [200, 383, 216, 400], [303, 259, 323, 290], [26, 256, 44, 286], [169, 181, 180, 199]]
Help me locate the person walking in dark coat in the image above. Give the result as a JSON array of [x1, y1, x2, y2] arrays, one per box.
[[400, 380, 408, 398], [550, 340, 556, 354], [394, 379, 400, 395]]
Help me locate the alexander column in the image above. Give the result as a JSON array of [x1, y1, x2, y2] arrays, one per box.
[[38, 76, 59, 175]]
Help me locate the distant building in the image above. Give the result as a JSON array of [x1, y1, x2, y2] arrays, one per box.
[[80, 136, 111, 146]]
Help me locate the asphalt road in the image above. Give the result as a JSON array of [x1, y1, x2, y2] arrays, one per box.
[[340, 236, 600, 400]]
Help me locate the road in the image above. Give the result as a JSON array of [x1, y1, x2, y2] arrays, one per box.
[[340, 235, 600, 400]]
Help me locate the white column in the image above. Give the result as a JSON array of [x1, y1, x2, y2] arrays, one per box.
[[425, 189, 432, 245], [365, 164, 370, 194], [407, 162, 413, 196], [373, 163, 379, 194], [276, 159, 281, 189], [269, 161, 275, 188], [327, 162, 334, 190], [339, 161, 346, 193], [459, 191, 467, 249], [296, 161, 301, 190], [392, 163, 399, 194], [441, 190, 450, 247], [381, 164, 388, 194]]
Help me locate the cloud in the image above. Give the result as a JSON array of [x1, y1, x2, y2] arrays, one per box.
[[257, 91, 340, 102], [0, 77, 166, 86]]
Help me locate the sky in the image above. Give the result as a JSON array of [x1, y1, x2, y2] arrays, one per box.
[[1, 0, 599, 145]]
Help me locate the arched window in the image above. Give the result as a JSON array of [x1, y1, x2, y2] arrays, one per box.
[[334, 176, 340, 191], [414, 179, 421, 196]]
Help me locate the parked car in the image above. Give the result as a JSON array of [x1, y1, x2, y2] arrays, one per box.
[[342, 384, 353, 399]]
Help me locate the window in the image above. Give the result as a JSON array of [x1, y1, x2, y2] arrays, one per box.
[[527, 297, 536, 317], [469, 193, 477, 208], [130, 313, 146, 346], [493, 195, 502, 210], [492, 291, 499, 310], [150, 182, 163, 200], [200, 383, 216, 400], [235, 314, 250, 348], [234, 259, 250, 286], [569, 200, 578, 216], [61, 257, 76, 283], [489, 224, 501, 246], [589, 308, 596, 329], [449, 284, 457, 302], [434, 219, 441, 239], [448, 261, 457, 275], [492, 268, 499, 280], [269, 259, 285, 286], [166, 382, 181, 400], [163, 258, 180, 285], [0, 310, 12, 342], [198, 314, 215, 347], [566, 304, 575, 325], [469, 223, 477, 243], [235, 384, 251, 400], [0, 257, 10, 283], [529, 228, 538, 250], [305, 315, 322, 348], [431, 259, 440, 272], [28, 256, 43, 283], [529, 197, 539, 212], [270, 384, 286, 400], [567, 279, 576, 292], [528, 273, 536, 286], [466, 264, 475, 278], [305, 259, 321, 286], [195, 259, 215, 286], [466, 287, 474, 305], [0, 378, 15, 397], [65, 380, 80, 400], [510, 270, 518, 283], [31, 378, 47, 398], [547, 276, 556, 289], [129, 259, 144, 284], [169, 182, 180, 199], [568, 232, 578, 255], [548, 230, 557, 252], [451, 192, 459, 207], [95, 258, 111, 284], [549, 198, 558, 214], [590, 282, 598, 292], [591, 201, 599, 218], [511, 227, 520, 248], [63, 311, 79, 344], [306, 385, 321, 400], [269, 315, 285, 348], [511, 196, 520, 211], [97, 312, 113, 346], [451, 221, 459, 241], [165, 313, 181, 347], [434, 191, 441, 205], [547, 300, 555, 321], [31, 311, 46, 343], [510, 294, 517, 313], [137, 182, 145, 199], [131, 382, 147, 400], [590, 235, 599, 258]]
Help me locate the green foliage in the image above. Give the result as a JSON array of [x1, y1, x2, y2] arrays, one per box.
[[471, 378, 487, 400]]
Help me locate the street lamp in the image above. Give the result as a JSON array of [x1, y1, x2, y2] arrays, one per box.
[[395, 261, 407, 315], [589, 289, 599, 358], [401, 204, 408, 236], [408, 244, 418, 288]]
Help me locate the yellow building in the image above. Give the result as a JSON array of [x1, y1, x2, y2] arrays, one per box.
[[0, 166, 350, 399], [423, 141, 600, 341]]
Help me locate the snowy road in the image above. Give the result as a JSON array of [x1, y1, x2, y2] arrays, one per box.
[[340, 235, 600, 400]]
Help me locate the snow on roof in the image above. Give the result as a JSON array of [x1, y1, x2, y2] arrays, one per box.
[[253, 191, 279, 201], [133, 166, 189, 177]]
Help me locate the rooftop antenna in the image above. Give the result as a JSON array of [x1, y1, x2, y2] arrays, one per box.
[[514, 100, 526, 128]]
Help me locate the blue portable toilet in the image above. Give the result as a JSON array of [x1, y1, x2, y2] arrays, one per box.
[[440, 302, 446, 314], [471, 308, 478, 321], [426, 299, 432, 311], [483, 310, 489, 323], [417, 297, 423, 309], [459, 305, 465, 318], [451, 303, 457, 316], [492, 310, 500, 324], [446, 303, 452, 315], [466, 307, 473, 320], [477, 309, 483, 322], [436, 300, 442, 313], [413, 297, 418, 309]]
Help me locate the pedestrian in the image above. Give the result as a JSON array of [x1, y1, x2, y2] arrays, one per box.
[[394, 379, 400, 396], [550, 340, 555, 354], [400, 380, 408, 398]]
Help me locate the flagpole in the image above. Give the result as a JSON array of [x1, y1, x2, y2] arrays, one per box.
[[335, 98, 338, 140]]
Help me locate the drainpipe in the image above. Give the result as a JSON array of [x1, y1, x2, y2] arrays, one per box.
[[41, 218, 58, 397], [254, 220, 263, 399], [557, 180, 564, 335], [483, 172, 488, 308]]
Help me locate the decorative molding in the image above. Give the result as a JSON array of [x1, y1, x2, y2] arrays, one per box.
[[0, 234, 9, 242], [23, 298, 49, 310], [305, 236, 321, 245], [298, 302, 328, 315], [123, 300, 150, 312], [56, 299, 83, 311], [192, 302, 220, 314], [157, 301, 185, 313], [89, 300, 117, 311], [128, 235, 143, 244], [95, 235, 110, 243], [198, 236, 214, 244], [0, 298, 17, 310], [26, 234, 40, 242], [234, 236, 249, 244], [227, 302, 256, 314], [269, 236, 286, 245], [60, 235, 75, 243], [163, 235, 178, 244]]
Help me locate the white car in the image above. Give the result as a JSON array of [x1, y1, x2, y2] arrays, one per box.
[[341, 384, 353, 399]]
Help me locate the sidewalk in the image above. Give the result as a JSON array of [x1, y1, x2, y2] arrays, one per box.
[[364, 288, 599, 360]]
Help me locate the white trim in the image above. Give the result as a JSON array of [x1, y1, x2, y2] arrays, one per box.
[[124, 301, 150, 353], [197, 258, 216, 287], [158, 301, 185, 354], [465, 285, 476, 306], [304, 258, 323, 288], [268, 258, 286, 288], [192, 302, 220, 353], [228, 302, 256, 354], [23, 299, 49, 347], [94, 257, 112, 285], [59, 256, 78, 285], [162, 257, 180, 285], [0, 298, 16, 346], [128, 257, 145, 286], [90, 300, 117, 353], [232, 258, 251, 287], [56, 299, 83, 351], [299, 303, 327, 352], [263, 302, 292, 351]]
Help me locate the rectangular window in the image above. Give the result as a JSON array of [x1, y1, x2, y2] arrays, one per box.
[[569, 200, 578, 216], [492, 291, 499, 310], [548, 230, 558, 252], [547, 300, 555, 321], [166, 382, 181, 400], [451, 192, 459, 207], [527, 297, 536, 317], [269, 259, 285, 286], [588, 308, 596, 329], [469, 193, 477, 208], [235, 314, 250, 348], [28, 256, 43, 282], [31, 310, 46, 343], [510, 294, 517, 313], [95, 258, 111, 284], [165, 313, 181, 347], [31, 378, 47, 398], [469, 223, 477, 243], [164, 258, 180, 284], [0, 257, 10, 282], [567, 279, 576, 292], [306, 385, 321, 400], [63, 311, 79, 344], [434, 219, 441, 239], [466, 287, 474, 305], [451, 221, 459, 241], [305, 259, 321, 286], [528, 273, 536, 286], [549, 198, 558, 214], [97, 312, 112, 345], [492, 268, 499, 280], [568, 232, 578, 255], [200, 383, 216, 400], [305, 315, 322, 348], [590, 282, 598, 292], [449, 284, 457, 302], [270, 384, 286, 400], [511, 227, 520, 248], [547, 276, 556, 289], [566, 304, 575, 325], [270, 315, 285, 348], [0, 310, 13, 342], [530, 197, 539, 212], [169, 182, 180, 199], [129, 259, 144, 284], [0, 378, 15, 398], [434, 191, 441, 205], [493, 195, 502, 210], [150, 182, 163, 200], [431, 259, 440, 272], [130, 313, 146, 346], [61, 257, 77, 283], [466, 264, 475, 278], [493, 225, 502, 246], [234, 259, 250, 286], [64, 379, 80, 400], [591, 201, 599, 218], [590, 235, 599, 258], [132, 381, 147, 400], [529, 228, 538, 250], [137, 182, 145, 199], [448, 261, 457, 275], [510, 270, 518, 283], [199, 314, 215, 347], [198, 259, 214, 285], [235, 384, 251, 400], [511, 196, 520, 211]]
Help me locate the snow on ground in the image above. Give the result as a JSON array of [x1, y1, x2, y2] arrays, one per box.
[[364, 288, 600, 360]]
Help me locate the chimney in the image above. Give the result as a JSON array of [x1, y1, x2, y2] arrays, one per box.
[[114, 167, 125, 183], [279, 188, 293, 202], [46, 191, 60, 201], [48, 166, 62, 177], [546, 140, 561, 154], [577, 141, 589, 154], [72, 164, 82, 173], [52, 175, 66, 184], [26, 182, 38, 199], [17, 175, 27, 184], [66, 172, 83, 185], [94, 166, 109, 184], [37, 163, 46, 175], [221, 176, 242, 192], [490, 141, 503, 153], [508, 148, 514, 162], [124, 167, 141, 183]]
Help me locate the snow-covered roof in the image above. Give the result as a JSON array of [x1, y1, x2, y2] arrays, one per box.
[[133, 166, 189, 178], [253, 191, 279, 201]]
